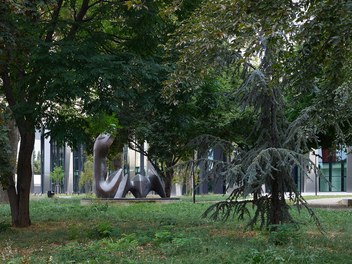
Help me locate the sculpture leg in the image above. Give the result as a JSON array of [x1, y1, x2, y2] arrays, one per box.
[[147, 174, 166, 198], [114, 174, 131, 198], [130, 175, 151, 198]]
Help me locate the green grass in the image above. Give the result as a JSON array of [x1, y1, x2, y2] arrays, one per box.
[[0, 196, 352, 263]]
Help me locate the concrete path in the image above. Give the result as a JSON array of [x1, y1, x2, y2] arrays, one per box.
[[307, 197, 352, 208]]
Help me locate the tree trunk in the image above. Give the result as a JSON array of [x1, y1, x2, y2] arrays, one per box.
[[270, 176, 281, 227], [269, 171, 287, 230], [2, 118, 18, 211], [164, 173, 172, 198], [0, 187, 9, 203], [7, 123, 35, 227], [164, 167, 174, 198]]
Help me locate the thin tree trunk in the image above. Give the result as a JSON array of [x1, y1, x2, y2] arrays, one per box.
[[164, 172, 173, 198], [3, 117, 19, 213], [0, 188, 8, 203], [164, 165, 174, 198], [7, 180, 19, 225], [8, 123, 35, 227]]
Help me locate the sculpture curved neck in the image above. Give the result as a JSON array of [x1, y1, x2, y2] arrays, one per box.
[[93, 134, 121, 197]]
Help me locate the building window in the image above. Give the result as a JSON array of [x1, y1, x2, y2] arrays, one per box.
[[319, 148, 346, 192]]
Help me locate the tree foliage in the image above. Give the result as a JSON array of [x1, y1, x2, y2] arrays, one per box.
[[108, 0, 259, 198], [167, 0, 345, 230], [79, 156, 93, 191], [290, 0, 352, 147], [0, 0, 184, 226], [49, 166, 64, 186], [0, 104, 12, 188]]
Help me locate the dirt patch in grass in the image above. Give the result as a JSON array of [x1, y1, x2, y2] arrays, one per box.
[[24, 221, 69, 232], [305, 230, 323, 238], [210, 228, 258, 238]]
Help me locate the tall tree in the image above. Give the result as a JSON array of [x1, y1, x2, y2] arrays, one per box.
[[108, 0, 225, 197], [124, 80, 238, 197], [0, 0, 166, 227], [168, 0, 326, 229], [1, 0, 105, 227]]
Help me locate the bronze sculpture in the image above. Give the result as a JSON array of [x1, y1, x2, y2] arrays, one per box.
[[93, 134, 166, 198]]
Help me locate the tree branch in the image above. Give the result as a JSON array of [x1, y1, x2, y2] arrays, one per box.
[[172, 155, 181, 165], [88, 0, 107, 9], [45, 0, 64, 43], [67, 0, 90, 38], [128, 137, 149, 156]]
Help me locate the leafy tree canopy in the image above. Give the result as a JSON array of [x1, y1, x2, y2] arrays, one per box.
[[165, 0, 352, 230], [0, 0, 184, 226]]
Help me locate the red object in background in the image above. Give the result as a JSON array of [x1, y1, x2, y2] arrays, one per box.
[[322, 148, 336, 163]]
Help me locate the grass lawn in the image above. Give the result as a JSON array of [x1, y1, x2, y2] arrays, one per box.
[[1, 195, 352, 263]]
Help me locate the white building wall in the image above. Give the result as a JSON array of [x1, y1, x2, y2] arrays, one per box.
[[65, 144, 74, 194], [304, 150, 320, 193]]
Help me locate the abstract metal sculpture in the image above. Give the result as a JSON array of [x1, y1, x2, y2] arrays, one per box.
[[93, 134, 166, 198]]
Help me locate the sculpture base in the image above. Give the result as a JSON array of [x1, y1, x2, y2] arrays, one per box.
[[81, 197, 180, 206]]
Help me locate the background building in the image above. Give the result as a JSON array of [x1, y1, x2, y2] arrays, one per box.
[[31, 130, 85, 194], [303, 148, 352, 193], [31, 131, 352, 195]]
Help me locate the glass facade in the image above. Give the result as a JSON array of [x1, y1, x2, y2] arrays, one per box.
[[49, 141, 86, 193], [293, 165, 304, 193], [73, 145, 85, 193], [319, 148, 347, 192], [50, 141, 65, 192]]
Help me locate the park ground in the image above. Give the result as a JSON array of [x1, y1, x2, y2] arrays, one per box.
[[1, 194, 352, 263]]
